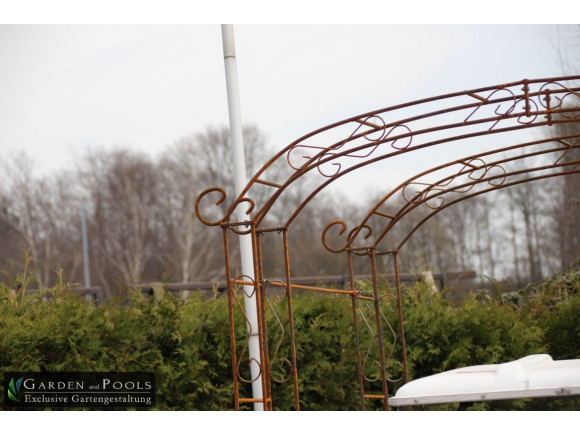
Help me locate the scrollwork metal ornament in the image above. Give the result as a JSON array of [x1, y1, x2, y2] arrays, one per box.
[[195, 186, 256, 233]]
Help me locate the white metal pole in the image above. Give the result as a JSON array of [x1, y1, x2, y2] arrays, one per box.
[[221, 24, 264, 411]]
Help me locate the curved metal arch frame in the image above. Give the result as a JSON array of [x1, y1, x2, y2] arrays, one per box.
[[322, 135, 580, 255], [195, 76, 580, 411], [392, 164, 580, 254], [196, 76, 580, 231]]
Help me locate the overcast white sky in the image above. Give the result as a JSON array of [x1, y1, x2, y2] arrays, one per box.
[[1, 17, 578, 199]]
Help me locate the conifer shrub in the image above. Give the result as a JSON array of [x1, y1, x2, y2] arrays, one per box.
[[0, 266, 578, 410]]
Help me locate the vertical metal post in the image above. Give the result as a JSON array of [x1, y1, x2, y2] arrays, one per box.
[[392, 252, 409, 383], [348, 250, 366, 410], [369, 249, 390, 410], [251, 226, 271, 409], [223, 227, 240, 410], [282, 229, 300, 410], [221, 24, 263, 410]]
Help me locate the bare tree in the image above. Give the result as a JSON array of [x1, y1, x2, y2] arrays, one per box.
[[156, 137, 223, 282], [155, 125, 277, 282], [77, 149, 161, 294], [1, 153, 82, 287]]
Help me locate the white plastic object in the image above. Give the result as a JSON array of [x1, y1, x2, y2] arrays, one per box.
[[389, 354, 580, 407]]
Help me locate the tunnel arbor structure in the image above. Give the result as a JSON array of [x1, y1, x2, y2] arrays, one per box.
[[195, 76, 580, 410]]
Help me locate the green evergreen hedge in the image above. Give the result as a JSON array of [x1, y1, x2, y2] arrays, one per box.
[[0, 268, 578, 410]]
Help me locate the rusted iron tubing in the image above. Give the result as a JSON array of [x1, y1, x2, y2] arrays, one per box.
[[545, 89, 553, 125], [255, 178, 283, 188], [395, 167, 580, 252], [280, 118, 580, 229], [196, 93, 580, 231], [207, 80, 549, 221], [283, 230, 301, 410], [222, 227, 240, 410], [133, 271, 473, 296], [392, 252, 409, 384], [220, 220, 254, 228], [296, 100, 579, 175], [330, 151, 580, 255], [301, 90, 578, 172], [400, 142, 580, 207], [369, 250, 389, 411], [196, 78, 580, 229], [324, 154, 554, 254], [342, 135, 580, 250], [348, 251, 366, 411], [375, 250, 400, 256], [399, 137, 580, 202], [252, 228, 273, 410], [230, 77, 580, 209], [357, 295, 376, 302], [230, 288, 262, 386], [233, 279, 349, 293], [210, 92, 580, 228], [231, 274, 465, 292], [256, 226, 288, 233], [523, 79, 531, 117], [259, 238, 274, 410], [386, 158, 580, 249], [239, 398, 267, 403], [232, 278, 373, 299], [270, 109, 580, 226], [369, 154, 580, 250]]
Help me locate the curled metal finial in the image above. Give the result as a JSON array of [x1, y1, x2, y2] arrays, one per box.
[[195, 187, 257, 231], [321, 222, 374, 254], [348, 224, 373, 243], [321, 220, 348, 253], [228, 198, 257, 235], [195, 187, 227, 226]]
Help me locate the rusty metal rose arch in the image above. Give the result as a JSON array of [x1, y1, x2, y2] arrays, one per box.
[[195, 76, 580, 410]]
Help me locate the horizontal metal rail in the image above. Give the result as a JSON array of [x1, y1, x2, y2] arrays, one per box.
[[131, 271, 476, 297]]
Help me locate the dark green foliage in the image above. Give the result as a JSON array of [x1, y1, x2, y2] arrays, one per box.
[[0, 268, 579, 410]]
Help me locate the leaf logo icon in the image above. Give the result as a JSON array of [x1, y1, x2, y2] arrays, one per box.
[[8, 377, 23, 402]]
